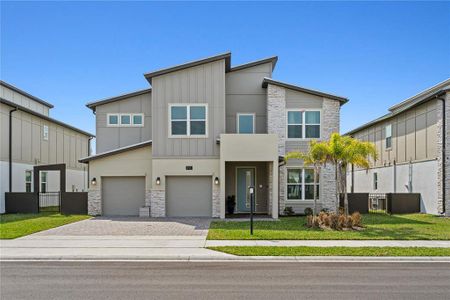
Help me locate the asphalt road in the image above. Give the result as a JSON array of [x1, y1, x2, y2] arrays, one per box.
[[1, 261, 449, 300]]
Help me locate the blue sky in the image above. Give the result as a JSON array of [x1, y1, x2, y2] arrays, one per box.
[[1, 1, 449, 136]]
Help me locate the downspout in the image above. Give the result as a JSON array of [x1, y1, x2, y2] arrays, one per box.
[[9, 107, 18, 192], [438, 96, 446, 214]]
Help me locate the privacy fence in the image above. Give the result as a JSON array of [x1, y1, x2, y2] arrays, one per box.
[[5, 192, 88, 215], [339, 193, 421, 214]]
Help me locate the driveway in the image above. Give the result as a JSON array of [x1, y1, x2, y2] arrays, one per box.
[[30, 217, 212, 237]]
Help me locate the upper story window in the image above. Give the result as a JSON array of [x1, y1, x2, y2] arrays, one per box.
[[373, 172, 378, 190], [237, 113, 255, 134], [43, 125, 49, 141], [287, 110, 321, 139], [169, 104, 207, 137], [107, 113, 144, 127], [40, 171, 47, 193], [385, 124, 392, 149]]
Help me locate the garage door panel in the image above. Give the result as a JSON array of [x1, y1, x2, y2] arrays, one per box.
[[166, 176, 212, 217], [102, 177, 145, 216]]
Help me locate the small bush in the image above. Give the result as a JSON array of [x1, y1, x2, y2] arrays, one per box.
[[304, 207, 313, 216], [306, 215, 313, 227], [329, 213, 339, 230], [284, 206, 295, 216], [351, 212, 363, 227], [338, 214, 347, 229]]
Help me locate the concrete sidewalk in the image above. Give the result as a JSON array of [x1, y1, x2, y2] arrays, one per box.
[[2, 236, 450, 261]]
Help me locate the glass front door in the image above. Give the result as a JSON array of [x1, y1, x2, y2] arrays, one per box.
[[236, 167, 255, 213]]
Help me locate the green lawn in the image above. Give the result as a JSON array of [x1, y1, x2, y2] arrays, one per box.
[[0, 213, 90, 239], [209, 246, 450, 256], [208, 213, 450, 240]]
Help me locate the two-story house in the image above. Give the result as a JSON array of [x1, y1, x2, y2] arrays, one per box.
[[346, 79, 450, 216], [80, 53, 348, 218], [0, 81, 94, 213]]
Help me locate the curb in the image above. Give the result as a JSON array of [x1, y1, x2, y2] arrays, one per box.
[[2, 256, 450, 263]]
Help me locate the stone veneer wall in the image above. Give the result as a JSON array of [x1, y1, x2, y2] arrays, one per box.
[[212, 184, 220, 218], [150, 190, 165, 217], [436, 93, 450, 216], [88, 190, 101, 216], [321, 98, 340, 211], [267, 84, 286, 215]]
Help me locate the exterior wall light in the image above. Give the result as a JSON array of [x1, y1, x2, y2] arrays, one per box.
[[91, 177, 97, 186], [156, 177, 161, 185], [214, 177, 220, 185]]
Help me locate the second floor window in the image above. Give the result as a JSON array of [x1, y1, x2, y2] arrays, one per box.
[[385, 124, 392, 149], [237, 113, 255, 134], [287, 110, 321, 139], [170, 104, 207, 137], [107, 113, 144, 127]]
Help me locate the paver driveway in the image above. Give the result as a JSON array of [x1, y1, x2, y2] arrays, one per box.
[[31, 217, 211, 236]]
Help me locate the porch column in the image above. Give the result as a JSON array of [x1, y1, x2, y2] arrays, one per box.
[[220, 159, 226, 219], [272, 160, 279, 219]]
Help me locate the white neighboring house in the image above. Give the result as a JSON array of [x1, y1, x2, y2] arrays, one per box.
[[346, 78, 450, 216], [0, 81, 94, 213]]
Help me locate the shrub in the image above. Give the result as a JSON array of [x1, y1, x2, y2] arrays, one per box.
[[351, 212, 363, 227], [284, 206, 295, 216], [338, 214, 347, 229], [304, 207, 313, 216], [329, 213, 339, 230], [306, 215, 313, 227]]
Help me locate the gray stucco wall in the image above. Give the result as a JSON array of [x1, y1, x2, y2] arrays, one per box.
[[151, 59, 226, 158], [225, 62, 272, 133], [95, 91, 152, 153]]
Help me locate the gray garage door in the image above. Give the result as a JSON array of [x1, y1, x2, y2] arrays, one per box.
[[102, 177, 145, 216], [166, 176, 212, 217]]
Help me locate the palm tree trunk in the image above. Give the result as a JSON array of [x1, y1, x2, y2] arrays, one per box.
[[335, 163, 340, 214], [313, 166, 317, 215], [343, 165, 349, 215]]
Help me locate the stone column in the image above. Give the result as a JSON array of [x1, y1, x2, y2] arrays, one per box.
[[212, 181, 220, 218], [87, 190, 101, 216], [437, 93, 450, 216], [150, 190, 165, 217]]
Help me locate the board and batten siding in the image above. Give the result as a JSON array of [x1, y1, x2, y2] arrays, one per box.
[[352, 100, 438, 168], [95, 91, 152, 153], [225, 62, 272, 134], [284, 89, 324, 154], [151, 59, 226, 158], [0, 84, 50, 116], [0, 103, 89, 171]]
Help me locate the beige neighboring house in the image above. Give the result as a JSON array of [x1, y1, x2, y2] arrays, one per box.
[[80, 52, 348, 218], [0, 81, 94, 213], [346, 79, 450, 216]]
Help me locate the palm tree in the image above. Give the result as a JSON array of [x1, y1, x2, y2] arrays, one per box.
[[285, 140, 329, 215], [325, 133, 377, 214]]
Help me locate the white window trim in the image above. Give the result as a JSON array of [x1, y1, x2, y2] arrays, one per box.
[[43, 125, 49, 141], [107, 113, 120, 127], [286, 167, 320, 202], [131, 113, 144, 127], [286, 109, 322, 140], [385, 124, 392, 150], [40, 171, 47, 193], [168, 103, 208, 138], [236, 113, 256, 134], [107, 113, 144, 127], [25, 170, 32, 192]]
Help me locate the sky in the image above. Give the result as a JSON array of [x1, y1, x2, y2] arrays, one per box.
[[1, 1, 449, 137]]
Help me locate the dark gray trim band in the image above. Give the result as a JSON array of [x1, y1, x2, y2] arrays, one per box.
[[86, 88, 152, 110], [262, 77, 349, 104], [144, 52, 232, 84], [0, 80, 54, 108], [79, 140, 152, 163], [1, 98, 95, 137], [229, 56, 278, 72]]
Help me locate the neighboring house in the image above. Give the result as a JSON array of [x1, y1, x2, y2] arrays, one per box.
[[0, 81, 94, 213], [80, 52, 348, 218], [346, 79, 450, 216]]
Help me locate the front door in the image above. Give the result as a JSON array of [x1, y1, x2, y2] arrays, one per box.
[[236, 167, 256, 213]]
